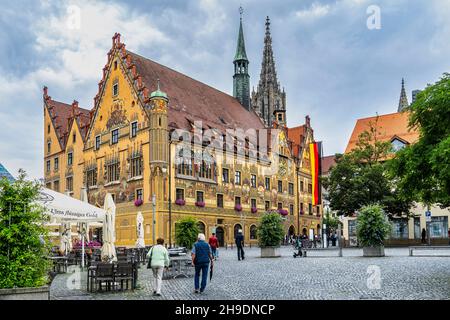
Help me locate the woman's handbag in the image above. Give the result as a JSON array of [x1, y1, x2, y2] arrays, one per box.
[[147, 247, 154, 269]]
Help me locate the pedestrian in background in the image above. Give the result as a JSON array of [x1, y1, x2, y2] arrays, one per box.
[[421, 228, 426, 244], [235, 229, 245, 261], [147, 238, 170, 296], [208, 232, 219, 260], [192, 233, 214, 294]]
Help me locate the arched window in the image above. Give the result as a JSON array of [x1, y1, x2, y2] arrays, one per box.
[[198, 221, 206, 235], [199, 152, 215, 180], [176, 148, 193, 177], [250, 225, 257, 240]]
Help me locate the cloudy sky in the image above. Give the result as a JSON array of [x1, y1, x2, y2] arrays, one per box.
[[1, 0, 449, 179]]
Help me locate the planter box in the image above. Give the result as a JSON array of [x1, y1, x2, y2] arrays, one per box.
[[260, 246, 281, 258], [0, 285, 50, 300], [363, 246, 385, 257]]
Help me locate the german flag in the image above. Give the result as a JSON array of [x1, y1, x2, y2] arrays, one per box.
[[309, 142, 322, 206]]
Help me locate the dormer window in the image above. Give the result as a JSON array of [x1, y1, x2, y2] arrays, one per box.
[[391, 138, 406, 152]]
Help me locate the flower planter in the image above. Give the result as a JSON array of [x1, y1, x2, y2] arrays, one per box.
[[134, 199, 143, 207], [195, 202, 205, 208], [251, 207, 258, 214], [363, 246, 385, 257], [234, 204, 242, 212], [175, 199, 186, 206], [0, 286, 50, 300], [260, 246, 281, 258], [278, 209, 288, 216]]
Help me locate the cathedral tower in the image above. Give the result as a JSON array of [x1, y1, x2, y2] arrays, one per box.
[[233, 7, 250, 110], [252, 16, 286, 127]]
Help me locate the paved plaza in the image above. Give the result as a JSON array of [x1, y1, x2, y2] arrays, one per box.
[[50, 246, 450, 300]]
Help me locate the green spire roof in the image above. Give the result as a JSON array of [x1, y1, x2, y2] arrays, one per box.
[[150, 78, 168, 99], [234, 10, 248, 62]]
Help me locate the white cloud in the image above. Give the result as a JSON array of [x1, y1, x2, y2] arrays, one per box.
[[295, 3, 331, 21]]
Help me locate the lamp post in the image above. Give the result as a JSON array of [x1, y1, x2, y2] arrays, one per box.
[[152, 193, 156, 245]]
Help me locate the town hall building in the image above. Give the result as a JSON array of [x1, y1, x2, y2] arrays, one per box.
[[43, 14, 322, 247]]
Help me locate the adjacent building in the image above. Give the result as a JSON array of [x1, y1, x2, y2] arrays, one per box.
[[342, 80, 449, 245], [43, 15, 322, 247]]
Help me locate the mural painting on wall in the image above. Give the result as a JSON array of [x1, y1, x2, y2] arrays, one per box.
[[106, 100, 128, 130]]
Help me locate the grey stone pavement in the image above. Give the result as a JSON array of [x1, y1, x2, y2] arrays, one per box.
[[50, 246, 450, 300]]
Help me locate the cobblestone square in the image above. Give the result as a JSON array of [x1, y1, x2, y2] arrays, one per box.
[[50, 246, 450, 300]]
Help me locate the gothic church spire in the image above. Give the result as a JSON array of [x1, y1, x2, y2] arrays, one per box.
[[398, 78, 409, 112], [251, 16, 286, 127]]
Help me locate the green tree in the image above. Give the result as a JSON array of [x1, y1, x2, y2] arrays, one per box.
[[257, 212, 284, 247], [389, 73, 450, 208], [322, 118, 413, 216], [0, 170, 51, 288], [175, 217, 199, 250], [356, 205, 391, 247]]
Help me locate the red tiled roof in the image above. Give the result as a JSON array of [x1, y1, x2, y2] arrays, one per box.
[[321, 155, 336, 175], [345, 111, 419, 153], [129, 51, 266, 133], [45, 99, 90, 148]]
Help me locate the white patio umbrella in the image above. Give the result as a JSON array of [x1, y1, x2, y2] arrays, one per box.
[[101, 193, 117, 262], [135, 211, 145, 248], [79, 188, 89, 268], [36, 187, 106, 260], [80, 188, 90, 242]]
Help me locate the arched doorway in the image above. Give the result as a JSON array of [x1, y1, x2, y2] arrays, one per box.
[[215, 226, 224, 247], [302, 228, 307, 236], [198, 221, 206, 235], [234, 224, 242, 239], [288, 225, 295, 236]]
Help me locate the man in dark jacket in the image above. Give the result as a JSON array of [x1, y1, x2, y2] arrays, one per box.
[[191, 233, 214, 294], [421, 228, 427, 244], [235, 229, 245, 260]]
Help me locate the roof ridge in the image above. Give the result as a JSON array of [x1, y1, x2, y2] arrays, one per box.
[[127, 50, 241, 104], [355, 111, 410, 122]]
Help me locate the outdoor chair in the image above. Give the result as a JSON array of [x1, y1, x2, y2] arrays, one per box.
[[67, 252, 78, 266], [114, 263, 134, 291], [93, 263, 115, 292]]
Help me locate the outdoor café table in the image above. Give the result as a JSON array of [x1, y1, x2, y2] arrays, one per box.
[[169, 255, 192, 279]]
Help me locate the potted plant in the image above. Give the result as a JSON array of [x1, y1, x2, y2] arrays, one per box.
[[175, 217, 200, 251], [257, 212, 284, 258], [234, 204, 243, 212], [251, 207, 258, 214], [278, 209, 288, 216], [356, 204, 391, 257], [0, 170, 52, 300], [134, 198, 143, 207]]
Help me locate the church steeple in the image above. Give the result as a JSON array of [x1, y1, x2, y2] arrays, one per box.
[[251, 16, 286, 127], [233, 7, 250, 110], [398, 78, 409, 112]]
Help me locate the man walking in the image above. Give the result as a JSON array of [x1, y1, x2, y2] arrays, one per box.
[[191, 233, 214, 294], [208, 232, 219, 260], [421, 228, 427, 244], [235, 229, 245, 261]]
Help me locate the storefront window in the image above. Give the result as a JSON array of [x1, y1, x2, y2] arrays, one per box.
[[390, 219, 409, 239], [430, 216, 448, 238]]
